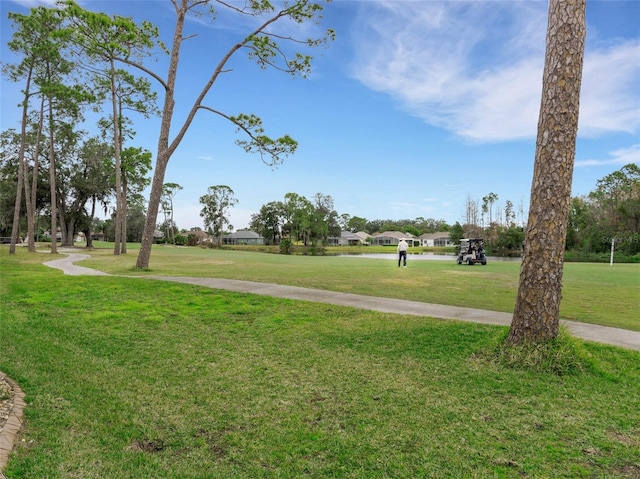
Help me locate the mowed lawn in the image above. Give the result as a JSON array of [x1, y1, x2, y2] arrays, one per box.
[[78, 244, 640, 331], [1, 246, 639, 478]]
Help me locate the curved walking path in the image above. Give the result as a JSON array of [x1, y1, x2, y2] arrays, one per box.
[[43, 252, 640, 352], [2, 251, 638, 475], [145, 275, 640, 350]]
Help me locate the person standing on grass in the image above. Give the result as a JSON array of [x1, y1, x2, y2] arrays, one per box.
[[397, 238, 408, 267]]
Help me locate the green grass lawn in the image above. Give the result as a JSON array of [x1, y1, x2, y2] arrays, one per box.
[[1, 246, 639, 478], [76, 243, 640, 331]]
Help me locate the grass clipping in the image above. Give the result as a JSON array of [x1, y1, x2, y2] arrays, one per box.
[[485, 326, 594, 376]]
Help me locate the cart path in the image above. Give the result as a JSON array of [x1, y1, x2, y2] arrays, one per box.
[[4, 251, 635, 476], [4, 253, 639, 474], [43, 252, 640, 352]]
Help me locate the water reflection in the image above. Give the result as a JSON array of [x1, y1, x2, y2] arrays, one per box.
[[337, 252, 521, 262]]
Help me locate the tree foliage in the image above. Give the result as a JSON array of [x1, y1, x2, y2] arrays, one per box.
[[161, 182, 183, 246], [2, 1, 153, 251], [129, 0, 335, 269], [199, 185, 238, 244], [60, 0, 160, 255], [568, 164, 640, 255], [250, 201, 285, 245]]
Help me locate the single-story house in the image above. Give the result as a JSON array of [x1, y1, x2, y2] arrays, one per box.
[[354, 231, 371, 245], [222, 230, 265, 245], [420, 232, 453, 247], [42, 231, 62, 240], [328, 231, 366, 246], [187, 229, 210, 244], [75, 232, 106, 242], [371, 231, 419, 247]]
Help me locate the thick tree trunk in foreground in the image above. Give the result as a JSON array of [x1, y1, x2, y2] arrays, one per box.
[[507, 0, 586, 345], [136, 150, 169, 269]]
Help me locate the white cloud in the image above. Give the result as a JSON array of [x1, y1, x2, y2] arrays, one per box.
[[576, 144, 640, 167], [579, 40, 640, 137], [351, 1, 640, 143]]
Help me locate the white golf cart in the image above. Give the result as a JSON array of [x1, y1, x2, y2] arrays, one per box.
[[456, 238, 487, 265]]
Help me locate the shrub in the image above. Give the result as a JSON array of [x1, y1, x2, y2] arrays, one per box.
[[279, 238, 292, 254]]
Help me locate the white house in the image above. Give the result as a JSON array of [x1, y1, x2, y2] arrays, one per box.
[[354, 231, 371, 245], [328, 231, 366, 246], [420, 232, 453, 247], [371, 231, 419, 246], [222, 230, 265, 245]]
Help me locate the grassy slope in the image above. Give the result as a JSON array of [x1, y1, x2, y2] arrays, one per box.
[[1, 247, 640, 478]]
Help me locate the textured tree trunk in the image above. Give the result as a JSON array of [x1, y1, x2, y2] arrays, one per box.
[[121, 177, 128, 254], [10, 141, 25, 255], [507, 0, 586, 345], [85, 196, 96, 249], [25, 100, 44, 253], [47, 99, 57, 255], [136, 2, 186, 270], [137, 151, 169, 269], [9, 66, 33, 254], [112, 61, 123, 256]]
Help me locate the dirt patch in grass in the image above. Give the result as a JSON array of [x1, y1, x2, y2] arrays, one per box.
[[127, 439, 166, 454], [619, 465, 640, 478], [608, 429, 640, 447]]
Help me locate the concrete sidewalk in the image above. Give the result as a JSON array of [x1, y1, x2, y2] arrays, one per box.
[[44, 253, 109, 276], [45, 252, 640, 352]]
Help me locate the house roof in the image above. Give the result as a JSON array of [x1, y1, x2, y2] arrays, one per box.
[[340, 231, 362, 240], [225, 230, 262, 239], [188, 230, 209, 239], [373, 231, 417, 240], [419, 231, 451, 240]]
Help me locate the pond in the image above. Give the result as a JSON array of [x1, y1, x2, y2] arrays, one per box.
[[336, 252, 522, 262]]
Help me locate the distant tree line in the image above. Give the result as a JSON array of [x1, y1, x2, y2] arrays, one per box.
[[245, 163, 639, 257], [0, 128, 151, 247], [249, 192, 342, 246], [567, 163, 640, 256], [246, 190, 525, 253], [3, 139, 637, 258], [1, 0, 334, 269]]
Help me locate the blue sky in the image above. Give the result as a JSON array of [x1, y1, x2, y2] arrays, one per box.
[[1, 0, 639, 231]]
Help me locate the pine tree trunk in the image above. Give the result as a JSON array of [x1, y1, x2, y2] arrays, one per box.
[[137, 151, 169, 269], [112, 64, 123, 256], [9, 67, 33, 255], [25, 101, 44, 253], [507, 0, 586, 345], [10, 144, 24, 255], [48, 100, 57, 255], [121, 178, 128, 254]]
